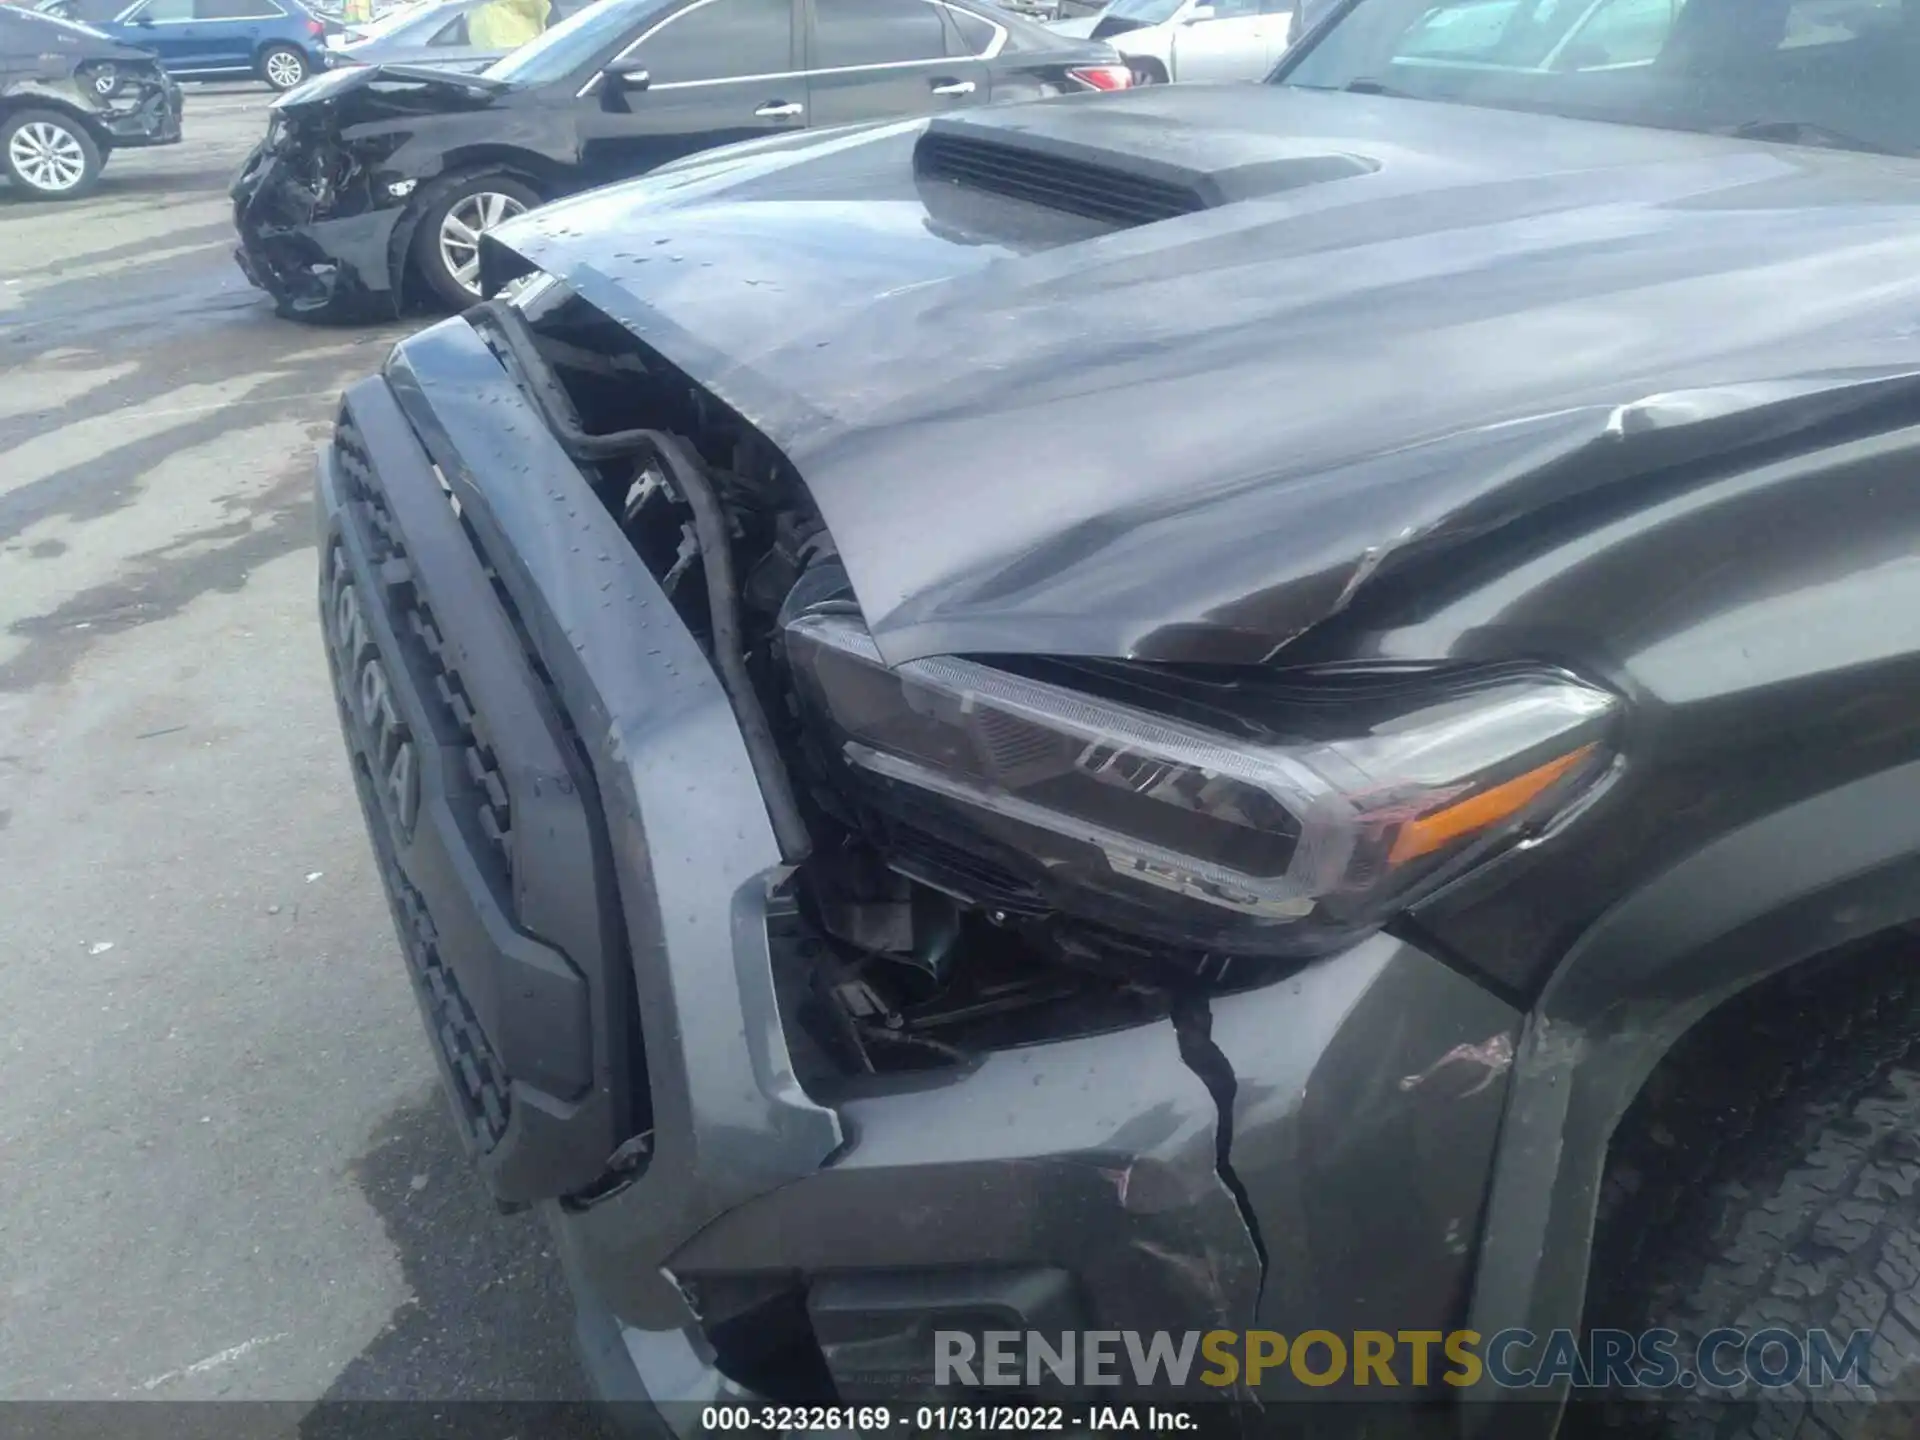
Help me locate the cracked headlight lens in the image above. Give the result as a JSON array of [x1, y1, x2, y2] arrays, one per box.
[[786, 612, 1620, 956]]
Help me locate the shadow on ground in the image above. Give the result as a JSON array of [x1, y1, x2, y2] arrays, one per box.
[[296, 1089, 614, 1440]]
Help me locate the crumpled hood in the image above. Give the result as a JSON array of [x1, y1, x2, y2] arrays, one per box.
[[486, 85, 1920, 667], [272, 58, 504, 118]]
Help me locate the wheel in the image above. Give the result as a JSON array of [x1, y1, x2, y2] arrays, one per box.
[[1128, 58, 1168, 85], [259, 44, 311, 92], [2, 109, 103, 201], [409, 172, 540, 311], [1576, 938, 1920, 1437]]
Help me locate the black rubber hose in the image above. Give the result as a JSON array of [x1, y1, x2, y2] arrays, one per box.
[[475, 299, 658, 461], [471, 300, 814, 863], [640, 428, 814, 864]]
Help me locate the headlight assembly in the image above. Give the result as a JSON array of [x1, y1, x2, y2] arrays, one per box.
[[786, 612, 1620, 956]]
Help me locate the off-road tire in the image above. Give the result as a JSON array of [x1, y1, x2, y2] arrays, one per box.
[[1575, 936, 1920, 1439], [259, 43, 311, 93], [1, 108, 103, 200], [408, 171, 542, 312]]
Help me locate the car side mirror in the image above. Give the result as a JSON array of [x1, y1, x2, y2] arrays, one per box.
[[605, 58, 649, 89], [1182, 5, 1214, 21], [133, 13, 154, 22]]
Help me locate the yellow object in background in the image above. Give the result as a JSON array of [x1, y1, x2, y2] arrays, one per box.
[[469, 0, 551, 48]]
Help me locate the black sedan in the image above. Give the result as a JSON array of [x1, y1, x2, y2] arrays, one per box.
[[230, 0, 1130, 320], [2, 5, 182, 199]]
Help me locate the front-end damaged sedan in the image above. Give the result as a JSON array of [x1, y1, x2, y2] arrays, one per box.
[[229, 0, 1129, 320], [1, 6, 182, 199], [317, 0, 1920, 1432]]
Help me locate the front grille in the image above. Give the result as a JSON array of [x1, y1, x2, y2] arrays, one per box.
[[410, 602, 514, 874], [335, 415, 514, 894], [914, 130, 1207, 228], [329, 414, 514, 1153], [382, 813, 513, 1150]]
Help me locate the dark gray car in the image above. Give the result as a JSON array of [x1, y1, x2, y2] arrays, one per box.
[[2, 5, 181, 197]]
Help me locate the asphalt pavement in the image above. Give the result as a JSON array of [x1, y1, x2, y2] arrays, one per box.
[[0, 84, 593, 1411]]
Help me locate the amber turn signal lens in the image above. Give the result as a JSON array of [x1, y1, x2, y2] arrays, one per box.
[[1388, 744, 1597, 866]]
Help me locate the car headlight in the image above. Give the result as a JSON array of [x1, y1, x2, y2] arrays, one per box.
[[785, 612, 1620, 956]]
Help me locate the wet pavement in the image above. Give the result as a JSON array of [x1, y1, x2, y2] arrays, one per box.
[[0, 84, 590, 1408]]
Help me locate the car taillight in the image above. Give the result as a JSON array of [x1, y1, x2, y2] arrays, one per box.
[[306, 17, 324, 34], [1067, 63, 1132, 90]]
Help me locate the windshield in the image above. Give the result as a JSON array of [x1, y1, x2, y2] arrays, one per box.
[[1102, 0, 1186, 23], [483, 0, 650, 82], [1278, 0, 1920, 156]]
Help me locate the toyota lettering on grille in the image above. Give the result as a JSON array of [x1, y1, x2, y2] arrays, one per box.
[[326, 543, 421, 840]]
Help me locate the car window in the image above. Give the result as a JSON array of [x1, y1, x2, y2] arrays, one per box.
[[483, 0, 657, 82], [1282, 0, 1920, 155], [942, 2, 996, 53], [1102, 0, 1183, 21], [1395, 0, 1525, 58], [196, 0, 285, 16], [1781, 0, 1901, 46], [1558, 0, 1680, 68], [352, 1, 447, 37], [137, 0, 196, 20], [813, 0, 946, 65], [635, 0, 790, 78]]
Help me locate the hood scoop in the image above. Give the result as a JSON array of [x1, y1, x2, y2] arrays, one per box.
[[915, 127, 1206, 227], [912, 108, 1378, 229]]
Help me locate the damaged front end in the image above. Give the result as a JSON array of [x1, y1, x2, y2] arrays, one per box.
[[428, 285, 1554, 1405], [478, 286, 1611, 1079], [231, 65, 500, 318], [75, 56, 183, 147], [322, 271, 1529, 1414]]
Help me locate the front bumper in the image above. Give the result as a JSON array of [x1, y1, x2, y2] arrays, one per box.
[[98, 79, 183, 147], [318, 312, 1521, 1423], [232, 141, 404, 316]]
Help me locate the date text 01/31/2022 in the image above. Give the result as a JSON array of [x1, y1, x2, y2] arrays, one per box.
[[700, 1405, 1200, 1431]]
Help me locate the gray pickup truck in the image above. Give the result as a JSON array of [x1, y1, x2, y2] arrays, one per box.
[[317, 0, 1920, 1434]]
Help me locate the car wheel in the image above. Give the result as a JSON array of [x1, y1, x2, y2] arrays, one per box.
[[410, 173, 540, 311], [259, 44, 311, 92], [1575, 939, 1920, 1437], [2, 109, 103, 201], [1128, 58, 1168, 85]]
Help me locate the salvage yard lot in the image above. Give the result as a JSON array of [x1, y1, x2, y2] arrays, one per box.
[[0, 86, 590, 1409]]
